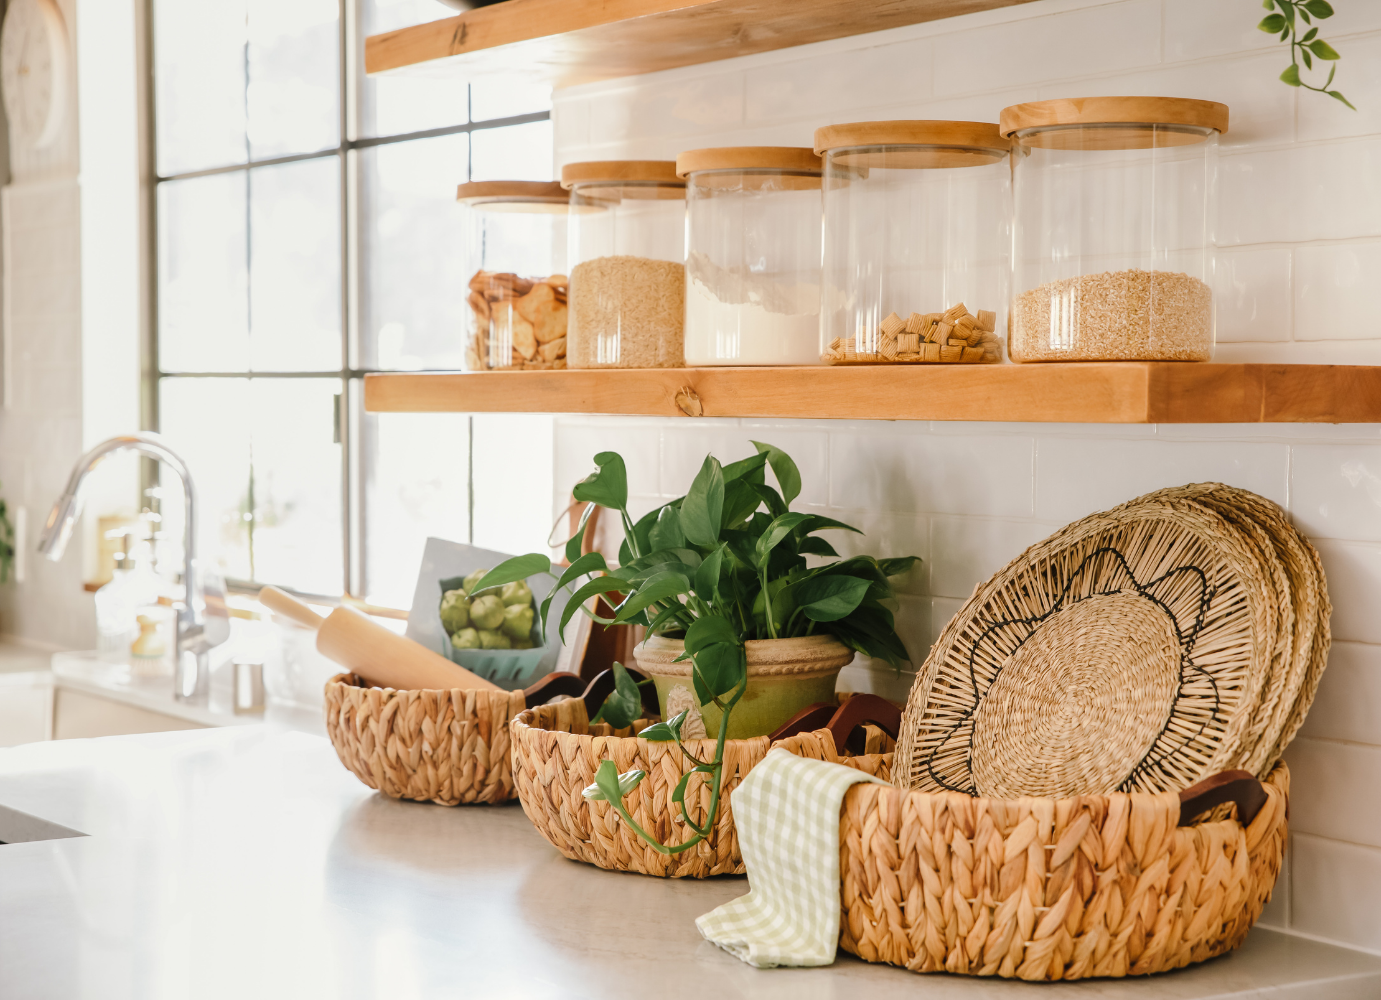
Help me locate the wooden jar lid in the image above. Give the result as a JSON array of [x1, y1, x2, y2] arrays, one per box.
[[560, 160, 683, 188], [815, 120, 1010, 154], [1000, 97, 1229, 150], [815, 120, 1010, 169], [455, 180, 567, 204], [675, 146, 822, 178]]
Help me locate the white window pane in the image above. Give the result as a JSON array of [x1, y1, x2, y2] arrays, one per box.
[[360, 0, 467, 137], [246, 0, 340, 159], [362, 408, 470, 607], [159, 378, 343, 594], [470, 120, 553, 182], [154, 0, 247, 175], [158, 173, 249, 373], [470, 77, 551, 123], [359, 134, 468, 370], [250, 158, 342, 371]]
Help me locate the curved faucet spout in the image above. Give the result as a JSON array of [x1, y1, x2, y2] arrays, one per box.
[[40, 433, 212, 701]]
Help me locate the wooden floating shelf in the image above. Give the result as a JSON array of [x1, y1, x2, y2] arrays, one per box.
[[365, 0, 1040, 85], [362, 364, 1381, 424]]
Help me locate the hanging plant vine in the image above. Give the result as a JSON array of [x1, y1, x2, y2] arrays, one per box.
[[1260, 0, 1355, 109]]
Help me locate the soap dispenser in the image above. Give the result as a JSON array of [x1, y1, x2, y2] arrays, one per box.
[[94, 530, 138, 666]]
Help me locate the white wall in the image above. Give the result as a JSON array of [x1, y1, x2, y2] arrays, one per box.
[[550, 0, 1381, 954]]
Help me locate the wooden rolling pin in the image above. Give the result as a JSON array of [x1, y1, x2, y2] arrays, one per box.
[[257, 586, 499, 692]]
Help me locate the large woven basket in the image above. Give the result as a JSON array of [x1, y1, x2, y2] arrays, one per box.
[[325, 672, 527, 805], [775, 730, 1289, 981]]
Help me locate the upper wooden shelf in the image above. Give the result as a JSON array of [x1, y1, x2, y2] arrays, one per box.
[[362, 364, 1381, 423], [365, 0, 1040, 85]]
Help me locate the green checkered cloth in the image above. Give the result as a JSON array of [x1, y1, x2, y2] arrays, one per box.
[[696, 747, 887, 968]]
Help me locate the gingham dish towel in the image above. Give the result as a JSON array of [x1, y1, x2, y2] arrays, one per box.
[[696, 747, 888, 968]]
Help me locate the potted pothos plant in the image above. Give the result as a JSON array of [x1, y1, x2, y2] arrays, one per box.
[[470, 441, 916, 857]]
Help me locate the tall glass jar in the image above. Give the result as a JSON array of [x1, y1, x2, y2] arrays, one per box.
[[677, 147, 823, 366], [817, 121, 1011, 366], [456, 181, 568, 372], [562, 160, 686, 369], [1002, 97, 1226, 362]]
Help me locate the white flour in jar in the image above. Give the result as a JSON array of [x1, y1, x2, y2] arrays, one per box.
[[684, 252, 822, 366]]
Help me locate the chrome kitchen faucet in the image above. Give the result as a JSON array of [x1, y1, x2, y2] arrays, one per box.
[[38, 433, 228, 702]]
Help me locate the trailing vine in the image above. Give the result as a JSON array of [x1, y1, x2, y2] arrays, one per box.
[[1261, 0, 1355, 109]]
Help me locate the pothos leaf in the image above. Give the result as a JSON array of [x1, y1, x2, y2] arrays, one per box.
[[583, 759, 645, 802], [637, 710, 688, 743], [590, 661, 643, 729], [680, 455, 725, 548], [1280, 63, 1302, 86], [751, 440, 802, 506]]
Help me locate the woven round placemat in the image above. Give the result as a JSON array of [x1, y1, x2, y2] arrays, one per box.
[[897, 491, 1278, 797]]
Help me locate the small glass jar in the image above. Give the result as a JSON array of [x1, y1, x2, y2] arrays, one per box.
[[1002, 97, 1226, 362], [562, 160, 686, 369], [817, 121, 1011, 366], [456, 181, 569, 372], [678, 147, 823, 366]]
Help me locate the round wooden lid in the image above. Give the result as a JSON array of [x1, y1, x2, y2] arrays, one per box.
[[1000, 97, 1228, 150], [815, 120, 1010, 154], [675, 146, 822, 178], [560, 160, 683, 188], [455, 180, 567, 204]]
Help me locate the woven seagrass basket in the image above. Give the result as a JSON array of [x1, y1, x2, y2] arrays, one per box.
[[774, 729, 1289, 981], [510, 695, 900, 878], [325, 672, 527, 805]]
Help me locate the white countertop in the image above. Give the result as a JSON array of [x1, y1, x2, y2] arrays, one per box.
[[0, 727, 1378, 1000]]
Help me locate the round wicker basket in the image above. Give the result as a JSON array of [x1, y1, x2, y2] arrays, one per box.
[[897, 484, 1328, 798], [774, 730, 1289, 981], [511, 698, 767, 877], [324, 672, 527, 806]]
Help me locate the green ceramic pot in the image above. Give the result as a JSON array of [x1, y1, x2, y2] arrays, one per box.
[[633, 634, 854, 740]]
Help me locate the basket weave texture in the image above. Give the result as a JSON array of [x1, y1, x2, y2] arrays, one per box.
[[511, 699, 769, 877], [898, 483, 1328, 798], [775, 731, 1289, 982], [324, 673, 527, 805]]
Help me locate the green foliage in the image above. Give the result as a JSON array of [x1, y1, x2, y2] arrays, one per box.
[[1260, 0, 1355, 108], [485, 443, 919, 857]]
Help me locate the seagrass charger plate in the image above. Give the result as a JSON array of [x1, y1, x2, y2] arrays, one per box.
[[896, 484, 1330, 798]]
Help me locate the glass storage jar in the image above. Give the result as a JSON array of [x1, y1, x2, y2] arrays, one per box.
[[562, 160, 686, 369], [677, 147, 823, 366], [457, 181, 569, 371], [1001, 97, 1227, 362], [817, 121, 1011, 366]]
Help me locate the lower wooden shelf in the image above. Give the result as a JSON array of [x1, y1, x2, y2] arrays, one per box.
[[362, 364, 1381, 423]]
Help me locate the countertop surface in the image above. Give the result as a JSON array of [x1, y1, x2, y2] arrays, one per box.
[[1, 727, 1379, 1000]]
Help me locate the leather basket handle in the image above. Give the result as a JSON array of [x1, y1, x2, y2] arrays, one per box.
[[522, 664, 660, 718], [768, 694, 902, 752], [1177, 769, 1268, 827], [522, 671, 587, 708]]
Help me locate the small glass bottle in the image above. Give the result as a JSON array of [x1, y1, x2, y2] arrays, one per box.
[[94, 531, 139, 665]]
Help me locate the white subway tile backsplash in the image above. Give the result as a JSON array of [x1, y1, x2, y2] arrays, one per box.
[[587, 74, 745, 145], [1292, 834, 1381, 953], [1213, 339, 1381, 366], [1313, 539, 1381, 644], [932, 0, 1161, 98], [1162, 0, 1281, 62], [1290, 442, 1381, 542], [1220, 139, 1381, 246], [927, 596, 965, 652], [830, 429, 1034, 517], [928, 516, 1048, 600], [825, 507, 929, 595], [1053, 51, 1295, 149], [1216, 248, 1292, 343], [1286, 738, 1381, 848], [1033, 437, 1290, 523], [1294, 242, 1381, 341], [1299, 642, 1381, 746], [553, 420, 661, 498], [1295, 34, 1381, 144], [746, 38, 932, 124]]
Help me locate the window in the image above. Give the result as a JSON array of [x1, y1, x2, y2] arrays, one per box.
[[148, 0, 552, 606]]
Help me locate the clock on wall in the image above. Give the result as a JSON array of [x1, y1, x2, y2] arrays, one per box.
[[1, 0, 70, 152]]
